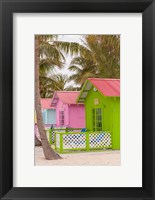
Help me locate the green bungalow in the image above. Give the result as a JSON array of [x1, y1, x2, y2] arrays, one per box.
[[76, 78, 120, 150]]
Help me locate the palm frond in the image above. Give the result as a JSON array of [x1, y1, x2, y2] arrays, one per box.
[[54, 41, 91, 57]]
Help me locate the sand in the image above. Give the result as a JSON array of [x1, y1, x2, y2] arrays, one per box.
[[35, 146, 120, 166]]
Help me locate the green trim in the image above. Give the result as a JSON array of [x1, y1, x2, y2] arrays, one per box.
[[62, 148, 86, 150], [51, 128, 82, 132], [76, 80, 90, 103], [56, 148, 113, 154], [60, 133, 63, 153], [86, 133, 89, 151], [62, 147, 111, 150], [51, 130, 111, 134], [49, 130, 52, 145], [57, 132, 82, 135], [54, 132, 57, 150]]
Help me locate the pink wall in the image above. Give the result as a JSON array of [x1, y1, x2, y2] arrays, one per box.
[[68, 104, 85, 128], [56, 100, 85, 128], [56, 99, 69, 127]]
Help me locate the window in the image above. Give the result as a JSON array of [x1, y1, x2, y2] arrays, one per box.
[[92, 108, 102, 131], [59, 111, 64, 126]]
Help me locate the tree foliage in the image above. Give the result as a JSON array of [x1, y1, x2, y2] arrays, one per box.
[[40, 72, 80, 98], [39, 35, 89, 97], [69, 35, 120, 86]]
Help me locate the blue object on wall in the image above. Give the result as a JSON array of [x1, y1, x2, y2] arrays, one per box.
[[81, 128, 87, 132], [42, 109, 56, 125], [47, 109, 56, 124]]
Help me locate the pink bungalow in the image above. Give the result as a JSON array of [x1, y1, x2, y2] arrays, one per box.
[[51, 91, 85, 128]]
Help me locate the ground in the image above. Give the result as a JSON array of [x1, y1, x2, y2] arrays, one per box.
[[35, 147, 121, 166]]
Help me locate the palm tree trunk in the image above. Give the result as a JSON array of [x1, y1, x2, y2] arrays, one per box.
[[35, 35, 61, 160], [35, 135, 42, 146]]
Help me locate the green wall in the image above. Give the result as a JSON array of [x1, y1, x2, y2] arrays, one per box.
[[85, 86, 120, 150]]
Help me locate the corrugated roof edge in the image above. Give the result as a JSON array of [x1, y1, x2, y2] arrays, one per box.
[[88, 78, 120, 81], [76, 78, 120, 102], [41, 98, 55, 109], [52, 91, 83, 105], [88, 78, 120, 97]]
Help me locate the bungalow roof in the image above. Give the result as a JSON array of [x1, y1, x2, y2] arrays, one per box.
[[77, 78, 120, 103], [40, 98, 55, 109], [51, 91, 82, 107]]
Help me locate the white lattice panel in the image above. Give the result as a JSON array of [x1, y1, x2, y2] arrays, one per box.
[[50, 130, 55, 143], [51, 130, 64, 143], [63, 133, 86, 149], [89, 132, 111, 148], [56, 134, 60, 148]]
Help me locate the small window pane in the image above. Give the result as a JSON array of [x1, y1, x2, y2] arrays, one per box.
[[92, 108, 102, 131]]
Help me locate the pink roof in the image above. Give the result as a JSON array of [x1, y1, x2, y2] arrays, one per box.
[[88, 78, 120, 96], [51, 91, 81, 106], [40, 98, 55, 109]]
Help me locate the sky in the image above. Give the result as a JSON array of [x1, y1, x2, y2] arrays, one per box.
[[53, 35, 84, 87]]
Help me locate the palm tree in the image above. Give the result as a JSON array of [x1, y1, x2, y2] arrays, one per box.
[[35, 35, 61, 159], [40, 73, 69, 98], [87, 35, 120, 78], [65, 85, 81, 91], [35, 35, 88, 160], [69, 35, 120, 86], [69, 56, 97, 85], [40, 72, 81, 98], [39, 71, 56, 98]]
